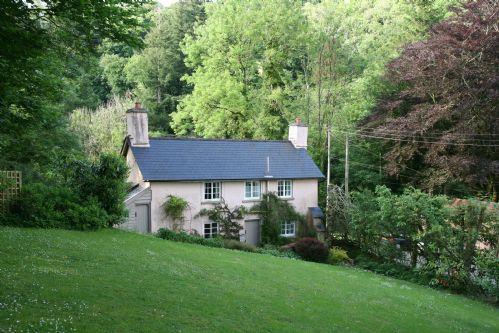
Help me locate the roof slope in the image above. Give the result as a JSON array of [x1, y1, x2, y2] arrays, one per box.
[[130, 138, 324, 181]]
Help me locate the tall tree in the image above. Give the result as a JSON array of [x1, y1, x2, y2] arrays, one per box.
[[0, 0, 151, 174], [126, 0, 206, 134], [171, 0, 309, 139], [365, 0, 498, 198]]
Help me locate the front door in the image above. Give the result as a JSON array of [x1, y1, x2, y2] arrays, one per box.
[[245, 219, 260, 246], [135, 204, 150, 233]]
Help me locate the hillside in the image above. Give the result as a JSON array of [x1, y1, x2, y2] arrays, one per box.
[[0, 227, 497, 332]]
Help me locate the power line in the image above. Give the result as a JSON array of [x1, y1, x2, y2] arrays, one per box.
[[357, 127, 499, 136], [337, 130, 499, 147], [356, 130, 499, 142]]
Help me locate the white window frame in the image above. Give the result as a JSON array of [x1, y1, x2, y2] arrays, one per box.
[[245, 181, 261, 200], [204, 181, 221, 201], [280, 221, 295, 237], [204, 222, 218, 238], [277, 180, 292, 198]]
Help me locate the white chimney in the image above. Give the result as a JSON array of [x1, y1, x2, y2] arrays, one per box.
[[126, 102, 149, 147], [288, 117, 308, 149]]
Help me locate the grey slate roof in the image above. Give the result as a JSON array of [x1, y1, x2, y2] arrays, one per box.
[[130, 137, 324, 181]]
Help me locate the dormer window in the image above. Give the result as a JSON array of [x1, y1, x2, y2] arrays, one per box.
[[277, 180, 292, 198], [204, 182, 221, 200], [245, 181, 261, 200]]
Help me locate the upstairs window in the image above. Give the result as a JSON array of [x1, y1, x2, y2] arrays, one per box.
[[204, 182, 221, 200], [280, 221, 295, 237], [204, 222, 218, 238], [245, 181, 261, 199], [277, 180, 292, 198]]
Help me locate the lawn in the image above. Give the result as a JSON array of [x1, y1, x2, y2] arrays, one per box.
[[0, 227, 497, 332]]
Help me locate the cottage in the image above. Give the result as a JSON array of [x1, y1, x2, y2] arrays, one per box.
[[120, 103, 324, 245]]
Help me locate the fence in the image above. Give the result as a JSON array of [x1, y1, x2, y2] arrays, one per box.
[[0, 171, 22, 213]]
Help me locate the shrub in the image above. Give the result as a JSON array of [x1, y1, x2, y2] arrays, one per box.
[[156, 228, 225, 248], [197, 198, 246, 239], [294, 237, 329, 263], [3, 183, 108, 230], [163, 195, 189, 231], [254, 244, 300, 259], [329, 247, 351, 265], [251, 193, 305, 245], [63, 153, 128, 226], [223, 239, 256, 252]]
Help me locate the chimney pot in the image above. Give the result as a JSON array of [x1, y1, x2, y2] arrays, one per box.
[[135, 101, 142, 110], [288, 117, 308, 149]]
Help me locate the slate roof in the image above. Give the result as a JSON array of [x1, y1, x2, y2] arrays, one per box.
[[129, 137, 324, 181]]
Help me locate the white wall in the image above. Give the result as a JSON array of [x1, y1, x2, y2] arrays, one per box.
[[149, 179, 319, 235]]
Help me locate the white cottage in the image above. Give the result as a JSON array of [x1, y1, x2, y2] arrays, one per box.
[[121, 103, 324, 245]]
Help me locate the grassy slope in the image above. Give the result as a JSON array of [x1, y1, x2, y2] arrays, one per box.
[[0, 228, 497, 333]]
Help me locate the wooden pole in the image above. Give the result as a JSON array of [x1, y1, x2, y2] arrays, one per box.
[[325, 126, 331, 233], [344, 134, 349, 199]]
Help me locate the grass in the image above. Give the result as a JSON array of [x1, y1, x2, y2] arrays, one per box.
[[0, 227, 497, 332]]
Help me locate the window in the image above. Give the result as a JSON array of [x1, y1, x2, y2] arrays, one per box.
[[204, 182, 221, 200], [277, 180, 292, 198], [204, 222, 218, 238], [245, 181, 261, 199], [281, 221, 295, 237]]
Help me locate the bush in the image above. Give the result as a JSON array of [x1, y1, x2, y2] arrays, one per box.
[[329, 247, 351, 265], [156, 228, 225, 248], [254, 244, 301, 259], [294, 237, 329, 263], [223, 239, 256, 252], [3, 183, 109, 231]]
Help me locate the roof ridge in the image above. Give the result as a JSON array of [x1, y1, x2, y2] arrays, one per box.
[[149, 136, 290, 143]]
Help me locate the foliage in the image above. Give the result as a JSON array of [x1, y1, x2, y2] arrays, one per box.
[[326, 184, 350, 237], [3, 153, 128, 230], [126, 0, 205, 134], [329, 247, 351, 265], [156, 228, 225, 248], [197, 198, 246, 239], [2, 183, 108, 231], [254, 244, 301, 259], [163, 195, 189, 231], [62, 153, 129, 227], [0, 0, 151, 175], [365, 0, 498, 195], [251, 193, 304, 245], [70, 96, 132, 158], [223, 239, 257, 253], [348, 186, 498, 301], [294, 237, 330, 263], [172, 0, 309, 139]]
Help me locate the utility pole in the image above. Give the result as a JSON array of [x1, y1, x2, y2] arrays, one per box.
[[327, 126, 331, 188], [325, 126, 332, 233], [344, 134, 349, 199]]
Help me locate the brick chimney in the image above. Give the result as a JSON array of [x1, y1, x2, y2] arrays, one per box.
[[288, 117, 308, 149], [126, 102, 149, 147]]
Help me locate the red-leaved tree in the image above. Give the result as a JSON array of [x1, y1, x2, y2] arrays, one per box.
[[364, 0, 498, 198]]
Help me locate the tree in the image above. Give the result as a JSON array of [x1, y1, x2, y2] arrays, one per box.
[[126, 0, 206, 134], [172, 0, 309, 139], [70, 96, 132, 158], [365, 0, 498, 197], [0, 0, 152, 175]]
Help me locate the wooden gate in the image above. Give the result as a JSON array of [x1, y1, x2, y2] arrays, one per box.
[[0, 171, 22, 213]]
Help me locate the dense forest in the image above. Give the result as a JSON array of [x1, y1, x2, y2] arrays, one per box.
[[2, 0, 497, 199]]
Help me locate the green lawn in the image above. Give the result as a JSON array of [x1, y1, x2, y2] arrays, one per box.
[[0, 227, 497, 332]]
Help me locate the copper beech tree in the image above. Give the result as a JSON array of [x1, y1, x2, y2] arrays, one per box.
[[365, 0, 498, 197]]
